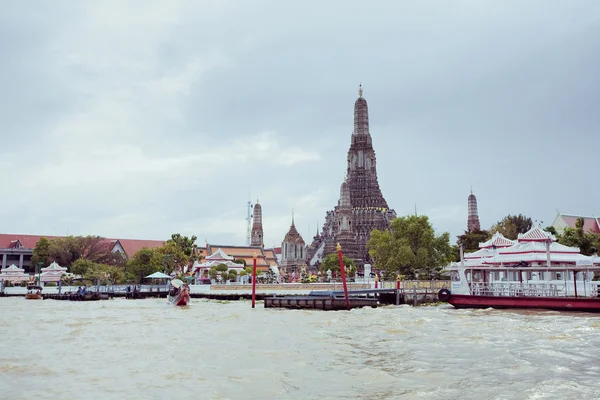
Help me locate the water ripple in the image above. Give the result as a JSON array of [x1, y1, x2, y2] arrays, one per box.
[[1, 298, 600, 399]]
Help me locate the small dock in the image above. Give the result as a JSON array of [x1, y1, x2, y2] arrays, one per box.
[[265, 288, 402, 310], [42, 293, 111, 301]]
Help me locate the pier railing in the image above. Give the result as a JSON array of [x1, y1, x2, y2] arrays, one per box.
[[470, 282, 564, 297], [379, 280, 450, 290]]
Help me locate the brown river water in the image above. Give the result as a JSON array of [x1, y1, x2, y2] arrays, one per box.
[[1, 297, 599, 400]]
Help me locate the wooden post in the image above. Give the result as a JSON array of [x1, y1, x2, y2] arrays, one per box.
[[574, 270, 578, 298], [336, 243, 350, 310], [252, 253, 257, 308]]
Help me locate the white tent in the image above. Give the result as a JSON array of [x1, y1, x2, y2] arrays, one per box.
[[145, 271, 172, 279]]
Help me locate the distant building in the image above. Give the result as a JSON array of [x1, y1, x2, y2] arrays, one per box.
[[202, 243, 273, 272], [551, 213, 600, 234], [467, 189, 481, 232], [280, 215, 306, 274], [0, 234, 165, 272]]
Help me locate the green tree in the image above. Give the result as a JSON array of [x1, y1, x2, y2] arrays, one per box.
[[228, 269, 238, 282], [319, 253, 356, 276], [367, 215, 453, 280], [125, 248, 165, 283], [47, 236, 124, 268], [70, 258, 98, 278], [490, 214, 533, 240], [456, 229, 491, 253], [31, 237, 51, 268], [233, 259, 246, 266], [159, 234, 200, 274], [559, 217, 598, 256], [214, 263, 229, 283]]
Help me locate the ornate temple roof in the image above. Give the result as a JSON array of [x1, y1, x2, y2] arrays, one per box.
[[517, 226, 556, 242], [283, 217, 305, 245], [479, 232, 515, 249]]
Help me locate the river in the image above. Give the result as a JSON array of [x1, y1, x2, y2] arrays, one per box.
[[1, 298, 599, 399]]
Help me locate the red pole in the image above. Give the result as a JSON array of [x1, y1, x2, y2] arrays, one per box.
[[375, 274, 379, 289], [336, 243, 350, 310], [396, 274, 401, 290], [251, 253, 257, 308]]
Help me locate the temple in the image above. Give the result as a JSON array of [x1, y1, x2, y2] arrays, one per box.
[[280, 213, 307, 275], [307, 86, 396, 268], [467, 189, 481, 232]]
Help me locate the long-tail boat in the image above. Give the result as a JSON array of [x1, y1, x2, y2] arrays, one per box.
[[167, 279, 191, 306]]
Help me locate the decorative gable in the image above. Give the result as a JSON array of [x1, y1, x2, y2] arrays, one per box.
[[517, 226, 556, 242]]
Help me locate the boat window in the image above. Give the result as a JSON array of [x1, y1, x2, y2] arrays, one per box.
[[451, 271, 460, 281]]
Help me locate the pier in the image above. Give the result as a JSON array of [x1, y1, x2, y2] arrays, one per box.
[[0, 281, 448, 307]]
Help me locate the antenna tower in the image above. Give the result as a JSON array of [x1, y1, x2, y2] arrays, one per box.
[[246, 199, 253, 246]]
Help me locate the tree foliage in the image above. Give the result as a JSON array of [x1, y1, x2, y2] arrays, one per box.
[[490, 214, 533, 240], [158, 234, 200, 274], [456, 229, 491, 253], [553, 218, 599, 256], [125, 248, 165, 283], [31, 237, 52, 268], [44, 236, 124, 268], [367, 215, 453, 280], [71, 258, 124, 284], [319, 253, 356, 276]]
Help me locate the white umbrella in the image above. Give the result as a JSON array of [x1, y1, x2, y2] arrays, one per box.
[[145, 272, 172, 279]]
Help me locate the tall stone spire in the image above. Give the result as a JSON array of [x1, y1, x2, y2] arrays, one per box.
[[251, 199, 263, 246], [307, 87, 396, 268], [467, 188, 481, 232], [346, 85, 388, 209], [353, 84, 369, 136]]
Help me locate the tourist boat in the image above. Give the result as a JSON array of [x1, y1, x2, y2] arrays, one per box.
[[25, 285, 43, 300], [438, 227, 600, 312], [167, 279, 191, 306]]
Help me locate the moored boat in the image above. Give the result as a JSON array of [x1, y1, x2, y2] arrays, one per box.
[[168, 279, 191, 306], [25, 285, 43, 300], [439, 227, 600, 312]]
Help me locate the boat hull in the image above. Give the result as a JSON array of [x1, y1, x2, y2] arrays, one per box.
[[25, 294, 42, 300], [168, 293, 190, 306], [448, 294, 600, 312]]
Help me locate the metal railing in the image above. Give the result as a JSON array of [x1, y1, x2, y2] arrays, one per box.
[[379, 280, 450, 290], [469, 282, 564, 297]]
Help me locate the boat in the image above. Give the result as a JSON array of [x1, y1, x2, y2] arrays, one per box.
[[25, 285, 43, 300], [438, 227, 600, 312], [167, 279, 191, 306]]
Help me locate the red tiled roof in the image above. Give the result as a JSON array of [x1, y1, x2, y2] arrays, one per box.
[[561, 215, 600, 234], [0, 234, 164, 257], [206, 244, 270, 271], [0, 234, 61, 249], [114, 239, 165, 257]]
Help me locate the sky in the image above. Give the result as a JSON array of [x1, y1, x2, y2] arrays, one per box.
[[1, 0, 599, 248]]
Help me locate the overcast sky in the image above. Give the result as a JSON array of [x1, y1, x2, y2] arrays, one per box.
[[1, 0, 598, 248]]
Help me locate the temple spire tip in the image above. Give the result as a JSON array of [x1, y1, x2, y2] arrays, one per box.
[[358, 83, 363, 98]]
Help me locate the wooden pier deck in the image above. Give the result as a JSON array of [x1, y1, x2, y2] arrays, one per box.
[[265, 288, 403, 310], [265, 296, 378, 310]]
